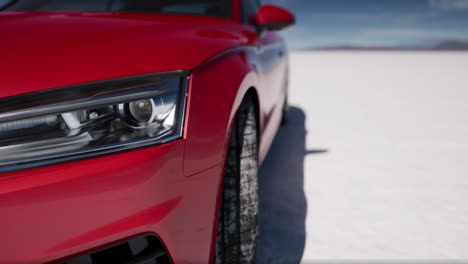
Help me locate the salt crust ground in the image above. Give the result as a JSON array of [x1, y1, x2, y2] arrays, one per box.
[[257, 51, 468, 263]]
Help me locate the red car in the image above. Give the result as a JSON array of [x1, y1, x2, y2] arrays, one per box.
[[0, 0, 294, 263]]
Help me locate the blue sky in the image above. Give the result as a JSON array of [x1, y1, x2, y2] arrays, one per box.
[[265, 0, 468, 49]]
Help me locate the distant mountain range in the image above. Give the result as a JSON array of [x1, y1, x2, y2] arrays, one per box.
[[304, 40, 468, 51]]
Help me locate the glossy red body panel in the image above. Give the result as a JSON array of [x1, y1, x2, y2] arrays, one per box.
[[0, 12, 249, 98], [0, 3, 291, 263], [0, 141, 222, 263], [256, 4, 296, 26]]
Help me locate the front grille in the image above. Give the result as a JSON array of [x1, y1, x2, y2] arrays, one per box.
[[57, 234, 172, 264]]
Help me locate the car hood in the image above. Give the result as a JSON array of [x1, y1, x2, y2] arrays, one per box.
[[0, 12, 254, 98]]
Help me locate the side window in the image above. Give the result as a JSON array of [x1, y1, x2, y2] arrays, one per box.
[[36, 0, 108, 11], [0, 0, 12, 9], [241, 0, 260, 25]]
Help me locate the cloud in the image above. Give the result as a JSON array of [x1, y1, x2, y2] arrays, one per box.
[[361, 28, 468, 39], [429, 0, 468, 10], [302, 12, 441, 25], [265, 0, 293, 5]]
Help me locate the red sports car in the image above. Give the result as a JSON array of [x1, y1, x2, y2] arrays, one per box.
[[0, 0, 294, 263]]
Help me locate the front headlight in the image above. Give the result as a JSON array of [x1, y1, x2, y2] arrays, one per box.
[[0, 71, 189, 173]]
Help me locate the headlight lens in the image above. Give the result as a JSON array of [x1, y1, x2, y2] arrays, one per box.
[[127, 99, 156, 124], [0, 71, 189, 172]]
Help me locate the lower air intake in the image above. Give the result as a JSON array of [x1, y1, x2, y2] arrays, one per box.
[[58, 234, 172, 264]]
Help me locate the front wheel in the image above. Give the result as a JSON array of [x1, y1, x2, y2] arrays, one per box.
[[215, 95, 259, 264]]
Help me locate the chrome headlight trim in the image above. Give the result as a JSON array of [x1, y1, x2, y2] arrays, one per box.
[[0, 71, 189, 173]]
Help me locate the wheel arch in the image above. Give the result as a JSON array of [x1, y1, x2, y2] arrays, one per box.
[[243, 87, 261, 148], [183, 47, 262, 177]]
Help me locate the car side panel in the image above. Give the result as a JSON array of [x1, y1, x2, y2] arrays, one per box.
[[183, 30, 288, 177], [183, 47, 261, 177], [255, 31, 289, 164]]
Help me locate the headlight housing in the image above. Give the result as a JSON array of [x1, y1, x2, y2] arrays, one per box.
[[0, 71, 189, 173]]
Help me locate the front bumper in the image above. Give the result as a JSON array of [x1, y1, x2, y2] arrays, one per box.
[[0, 140, 221, 264]]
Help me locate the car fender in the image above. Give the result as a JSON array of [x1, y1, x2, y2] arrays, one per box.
[[183, 47, 262, 177]]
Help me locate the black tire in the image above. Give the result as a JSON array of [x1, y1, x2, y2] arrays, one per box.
[[215, 95, 259, 264], [280, 95, 289, 126]]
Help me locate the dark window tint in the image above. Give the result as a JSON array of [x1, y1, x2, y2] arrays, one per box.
[[0, 0, 12, 9], [2, 0, 232, 19], [241, 0, 260, 24]]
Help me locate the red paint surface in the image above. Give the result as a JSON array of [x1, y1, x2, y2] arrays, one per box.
[[256, 4, 296, 26], [0, 4, 292, 263], [0, 12, 247, 98]]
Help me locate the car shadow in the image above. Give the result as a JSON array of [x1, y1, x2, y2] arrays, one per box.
[[257, 106, 327, 264]]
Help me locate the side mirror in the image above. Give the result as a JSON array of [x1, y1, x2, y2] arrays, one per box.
[[255, 4, 295, 31]]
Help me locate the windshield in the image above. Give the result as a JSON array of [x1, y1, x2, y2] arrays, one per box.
[[0, 0, 232, 19]]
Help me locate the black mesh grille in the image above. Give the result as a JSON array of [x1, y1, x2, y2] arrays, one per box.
[[57, 235, 172, 264]]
